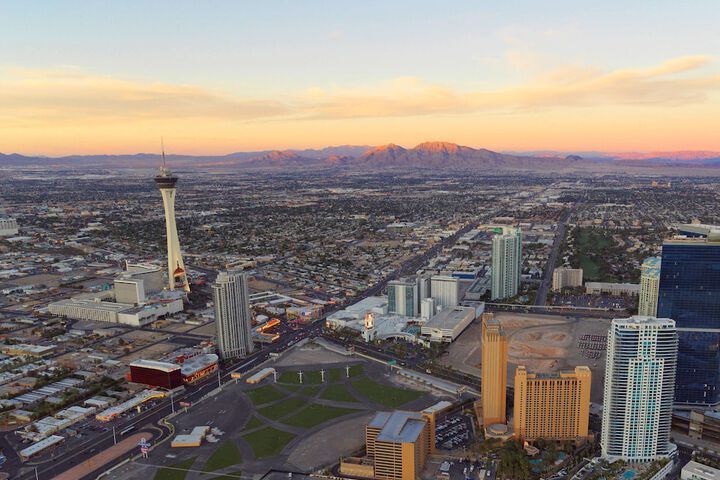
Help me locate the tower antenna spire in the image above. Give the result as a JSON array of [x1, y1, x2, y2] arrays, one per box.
[[161, 137, 167, 168]]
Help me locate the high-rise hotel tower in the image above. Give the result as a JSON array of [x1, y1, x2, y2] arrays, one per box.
[[213, 271, 254, 359], [154, 156, 190, 292], [601, 316, 678, 462]]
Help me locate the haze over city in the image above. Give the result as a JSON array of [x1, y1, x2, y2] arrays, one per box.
[[2, 2, 720, 480]]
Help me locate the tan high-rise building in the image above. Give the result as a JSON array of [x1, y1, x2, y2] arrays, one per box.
[[366, 411, 430, 480], [513, 366, 592, 441], [481, 313, 507, 426]]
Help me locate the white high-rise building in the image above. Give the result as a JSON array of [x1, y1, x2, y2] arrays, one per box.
[[430, 275, 459, 310], [213, 271, 254, 359], [416, 273, 433, 312], [387, 279, 418, 317], [154, 156, 190, 292], [552, 268, 583, 291], [491, 227, 522, 300], [638, 257, 661, 317], [601, 316, 678, 462]]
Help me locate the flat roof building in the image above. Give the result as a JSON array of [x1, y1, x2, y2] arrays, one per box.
[[682, 460, 720, 480], [129, 359, 183, 389], [367, 411, 431, 480], [585, 282, 640, 296], [420, 306, 478, 343], [552, 268, 583, 291], [513, 366, 591, 441]]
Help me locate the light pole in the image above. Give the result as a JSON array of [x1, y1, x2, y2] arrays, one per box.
[[35, 467, 39, 480], [170, 392, 175, 414], [112, 425, 117, 445], [217, 367, 222, 388]]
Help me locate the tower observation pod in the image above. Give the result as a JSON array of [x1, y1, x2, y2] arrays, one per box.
[[154, 148, 190, 293]]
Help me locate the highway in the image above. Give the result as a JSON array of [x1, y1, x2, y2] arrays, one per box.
[[534, 209, 572, 306]]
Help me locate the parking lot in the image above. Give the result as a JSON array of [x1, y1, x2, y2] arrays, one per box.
[[435, 412, 474, 451]]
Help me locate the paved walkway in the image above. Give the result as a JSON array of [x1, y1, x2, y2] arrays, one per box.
[[51, 432, 153, 480]]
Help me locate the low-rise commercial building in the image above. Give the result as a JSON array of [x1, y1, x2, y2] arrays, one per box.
[[682, 460, 720, 480], [420, 305, 479, 343], [585, 282, 640, 296], [129, 360, 183, 389]]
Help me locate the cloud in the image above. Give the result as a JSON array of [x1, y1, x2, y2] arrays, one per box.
[[0, 67, 291, 126], [0, 56, 718, 128]]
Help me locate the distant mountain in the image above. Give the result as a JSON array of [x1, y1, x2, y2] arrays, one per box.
[[2, 144, 720, 172], [356, 141, 586, 170]]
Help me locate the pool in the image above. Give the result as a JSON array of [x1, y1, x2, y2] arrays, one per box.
[[623, 471, 637, 479]]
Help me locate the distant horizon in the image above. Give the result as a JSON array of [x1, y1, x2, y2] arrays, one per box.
[[4, 143, 720, 159]]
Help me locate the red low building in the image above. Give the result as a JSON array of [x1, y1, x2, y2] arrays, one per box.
[[129, 359, 183, 389]]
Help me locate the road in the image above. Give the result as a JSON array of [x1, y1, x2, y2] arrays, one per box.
[[535, 209, 572, 306]]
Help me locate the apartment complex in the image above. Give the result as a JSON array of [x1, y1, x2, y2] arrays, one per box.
[[481, 313, 507, 427], [638, 256, 661, 316], [552, 267, 583, 291], [601, 316, 678, 462], [212, 271, 255, 359], [513, 366, 591, 441], [491, 227, 522, 300]]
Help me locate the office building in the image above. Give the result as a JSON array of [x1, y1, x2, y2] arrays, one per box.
[[491, 227, 522, 300], [155, 155, 190, 292], [552, 268, 583, 291], [340, 410, 431, 480], [601, 316, 678, 462], [430, 275, 459, 309], [420, 305, 478, 343], [513, 366, 591, 441], [658, 232, 720, 405], [481, 313, 507, 427], [638, 256, 661, 317], [387, 279, 418, 317], [0, 218, 19, 237], [213, 271, 254, 359]]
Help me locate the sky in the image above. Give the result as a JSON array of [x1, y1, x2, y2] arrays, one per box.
[[1, 0, 720, 156]]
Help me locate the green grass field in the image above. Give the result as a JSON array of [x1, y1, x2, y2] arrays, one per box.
[[351, 377, 423, 408], [257, 396, 308, 420], [203, 441, 242, 472], [282, 404, 360, 428], [279, 370, 324, 384], [154, 457, 196, 480], [349, 365, 364, 377], [244, 415, 264, 430], [299, 385, 323, 397], [242, 427, 297, 459], [212, 472, 243, 480], [246, 385, 285, 406], [320, 384, 357, 403]]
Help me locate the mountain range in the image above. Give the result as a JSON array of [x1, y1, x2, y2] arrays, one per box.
[[2, 142, 720, 172]]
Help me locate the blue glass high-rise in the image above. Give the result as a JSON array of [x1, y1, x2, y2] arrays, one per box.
[[657, 237, 720, 405]]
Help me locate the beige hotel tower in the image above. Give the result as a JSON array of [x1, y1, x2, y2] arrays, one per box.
[[481, 313, 508, 427]]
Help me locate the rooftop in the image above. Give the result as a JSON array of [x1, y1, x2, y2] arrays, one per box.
[[130, 359, 180, 373], [370, 410, 427, 444], [425, 306, 475, 330]]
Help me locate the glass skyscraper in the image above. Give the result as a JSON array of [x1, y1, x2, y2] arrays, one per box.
[[657, 236, 720, 405]]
